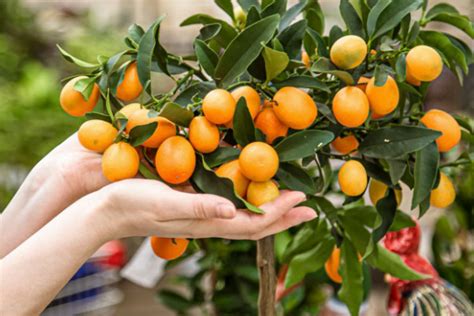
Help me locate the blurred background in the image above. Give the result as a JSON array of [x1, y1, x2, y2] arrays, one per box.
[[0, 0, 472, 315]]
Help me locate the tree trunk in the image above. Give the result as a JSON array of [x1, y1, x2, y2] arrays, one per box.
[[256, 235, 276, 316]]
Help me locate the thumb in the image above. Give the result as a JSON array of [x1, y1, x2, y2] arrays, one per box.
[[184, 193, 237, 220]]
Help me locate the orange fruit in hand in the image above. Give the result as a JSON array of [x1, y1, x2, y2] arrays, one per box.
[[420, 109, 461, 152], [116, 62, 143, 101], [255, 107, 288, 144], [330, 35, 367, 70], [273, 87, 318, 130], [102, 142, 139, 182], [246, 180, 280, 206], [302, 51, 311, 68], [231, 86, 261, 119], [331, 134, 359, 155], [126, 109, 176, 148], [239, 142, 279, 182], [325, 247, 342, 283], [430, 172, 456, 208], [356, 76, 370, 92], [189, 116, 220, 153], [150, 237, 189, 260], [369, 179, 402, 206], [78, 120, 118, 153], [366, 76, 399, 116], [155, 136, 196, 184], [202, 89, 236, 124], [406, 45, 443, 82], [332, 86, 369, 128], [60, 76, 100, 117], [338, 160, 367, 196], [117, 103, 142, 119], [215, 160, 250, 197]]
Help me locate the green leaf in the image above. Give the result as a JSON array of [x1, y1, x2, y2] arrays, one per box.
[[312, 58, 355, 85], [373, 189, 398, 242], [128, 122, 158, 146], [304, 28, 329, 58], [367, 244, 428, 280], [275, 130, 335, 162], [215, 0, 234, 20], [338, 240, 364, 316], [277, 163, 316, 195], [359, 125, 441, 159], [137, 16, 167, 90], [262, 45, 289, 83], [194, 39, 219, 77], [389, 211, 416, 231], [329, 25, 344, 46], [305, 2, 325, 34], [356, 158, 392, 186], [395, 53, 407, 83], [159, 102, 194, 127], [56, 45, 99, 68], [367, 0, 391, 37], [387, 159, 407, 185], [280, 0, 307, 30], [204, 147, 240, 168], [128, 23, 145, 44], [158, 289, 194, 312], [180, 14, 237, 48], [214, 15, 280, 87], [339, 206, 378, 255], [425, 3, 474, 38], [85, 111, 112, 123], [411, 141, 439, 209], [73, 77, 97, 101], [373, 64, 389, 86], [372, 0, 423, 40], [246, 6, 261, 26], [232, 98, 256, 146], [198, 23, 222, 42], [261, 0, 287, 18], [340, 0, 365, 38], [139, 163, 160, 180], [174, 82, 215, 107], [277, 19, 307, 60], [282, 220, 321, 263], [273, 75, 330, 93], [238, 0, 260, 12]]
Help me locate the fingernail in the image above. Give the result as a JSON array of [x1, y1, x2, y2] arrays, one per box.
[[217, 204, 236, 219], [296, 192, 307, 203], [302, 210, 317, 221]]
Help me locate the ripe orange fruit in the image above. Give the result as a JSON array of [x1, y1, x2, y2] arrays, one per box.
[[150, 237, 189, 260], [369, 179, 402, 206], [117, 103, 142, 119], [239, 142, 279, 182], [330, 35, 367, 70], [302, 51, 311, 68], [420, 109, 461, 152], [202, 89, 236, 124], [338, 160, 367, 196], [366, 76, 399, 116], [231, 86, 261, 119], [102, 142, 139, 182], [406, 45, 443, 82], [325, 247, 342, 283], [126, 109, 176, 148], [215, 160, 250, 197], [60, 76, 100, 117], [356, 76, 370, 92], [116, 62, 143, 101], [189, 116, 220, 153], [331, 134, 359, 155], [255, 107, 288, 144], [246, 180, 280, 206], [405, 68, 421, 86], [430, 172, 456, 208], [155, 136, 196, 184], [78, 120, 118, 153], [273, 87, 318, 130], [332, 86, 369, 128]]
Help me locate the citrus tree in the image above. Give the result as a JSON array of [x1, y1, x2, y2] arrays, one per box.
[[57, 0, 473, 314]]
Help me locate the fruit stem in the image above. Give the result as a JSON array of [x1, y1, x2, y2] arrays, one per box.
[[256, 236, 276, 316]]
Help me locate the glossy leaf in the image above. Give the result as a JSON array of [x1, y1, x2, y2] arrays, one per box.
[[277, 163, 316, 195], [275, 130, 335, 162], [367, 0, 391, 37], [304, 28, 329, 58], [204, 147, 240, 168], [214, 15, 280, 87], [305, 2, 325, 34], [273, 75, 330, 93], [338, 240, 364, 316], [159, 102, 194, 127], [395, 53, 407, 82], [246, 6, 261, 26], [194, 39, 219, 77], [425, 3, 474, 38], [374, 64, 389, 86], [280, 0, 307, 30], [387, 159, 407, 185], [262, 45, 289, 83], [312, 58, 355, 85], [281, 221, 320, 263], [373, 190, 398, 242], [139, 163, 160, 180], [261, 0, 287, 18], [128, 23, 145, 44], [372, 0, 423, 40], [180, 14, 237, 48], [129, 122, 158, 146], [174, 82, 215, 107], [277, 19, 307, 60], [56, 45, 99, 68], [237, 0, 260, 12], [389, 211, 416, 232], [411, 141, 439, 209], [340, 0, 365, 38], [232, 98, 256, 147], [73, 77, 97, 101], [215, 0, 234, 20], [85, 111, 112, 123], [339, 206, 378, 256]]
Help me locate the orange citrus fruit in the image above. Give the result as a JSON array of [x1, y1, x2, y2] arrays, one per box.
[[406, 68, 421, 86], [60, 76, 100, 117], [231, 86, 261, 119], [273, 87, 318, 130], [356, 76, 370, 92], [325, 247, 342, 283], [332, 86, 369, 128], [189, 116, 220, 153], [202, 89, 236, 124], [126, 109, 176, 148], [366, 76, 399, 116], [155, 136, 196, 184], [117, 103, 142, 119], [331, 135, 359, 155], [338, 160, 367, 196], [116, 62, 143, 101], [330, 35, 367, 70], [150, 237, 189, 260], [302, 51, 311, 68], [78, 120, 118, 153], [239, 142, 279, 182], [246, 180, 280, 206], [215, 160, 250, 197], [102, 142, 139, 182], [255, 107, 288, 144], [406, 45, 443, 82], [420, 109, 461, 152], [369, 179, 402, 206], [430, 172, 456, 208]]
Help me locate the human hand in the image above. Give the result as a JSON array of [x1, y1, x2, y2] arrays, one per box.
[[95, 179, 316, 240]]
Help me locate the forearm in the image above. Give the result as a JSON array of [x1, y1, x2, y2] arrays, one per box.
[[0, 191, 114, 315]]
